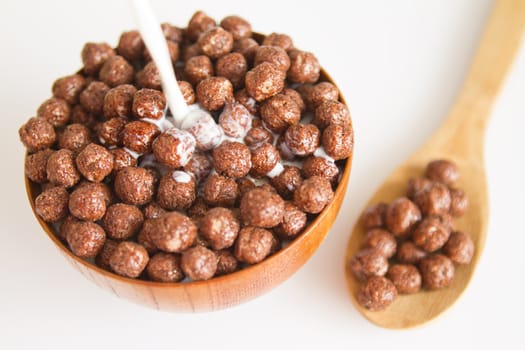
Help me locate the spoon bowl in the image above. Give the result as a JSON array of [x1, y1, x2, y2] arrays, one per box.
[[345, 0, 525, 329]]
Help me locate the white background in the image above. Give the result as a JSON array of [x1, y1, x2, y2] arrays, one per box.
[[1, 0, 523, 348]]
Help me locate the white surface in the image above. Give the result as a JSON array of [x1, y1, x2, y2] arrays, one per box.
[[1, 0, 524, 348]]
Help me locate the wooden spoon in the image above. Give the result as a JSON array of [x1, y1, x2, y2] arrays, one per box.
[[345, 0, 525, 329]]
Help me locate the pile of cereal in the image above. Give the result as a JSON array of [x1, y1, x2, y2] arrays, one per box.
[[20, 11, 353, 282], [350, 160, 473, 311]]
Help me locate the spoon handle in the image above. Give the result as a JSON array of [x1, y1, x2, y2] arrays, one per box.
[[444, 0, 525, 138]]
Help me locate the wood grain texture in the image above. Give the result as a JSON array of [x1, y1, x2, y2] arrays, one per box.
[[345, 0, 525, 329], [25, 62, 353, 312]]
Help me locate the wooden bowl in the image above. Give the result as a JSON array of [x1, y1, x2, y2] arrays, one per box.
[[25, 68, 353, 312]]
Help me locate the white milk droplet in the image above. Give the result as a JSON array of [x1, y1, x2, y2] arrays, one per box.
[[172, 170, 192, 183]]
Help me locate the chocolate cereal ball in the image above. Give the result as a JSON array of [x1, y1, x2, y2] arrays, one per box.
[[37, 97, 70, 127], [270, 165, 303, 199], [132, 88, 166, 120], [58, 215, 79, 241], [198, 26, 233, 59], [449, 188, 469, 217], [19, 117, 56, 152], [181, 246, 218, 281], [235, 89, 259, 116], [425, 159, 459, 186], [187, 11, 216, 42], [234, 226, 275, 264], [236, 178, 256, 197], [136, 61, 162, 90], [102, 203, 144, 240], [114, 167, 156, 205], [254, 45, 290, 72], [110, 148, 137, 172], [137, 219, 159, 254], [97, 117, 127, 147], [350, 248, 389, 282], [220, 15, 251, 40], [71, 105, 97, 129], [187, 197, 209, 220], [396, 241, 427, 264], [69, 182, 108, 221], [121, 120, 160, 154], [240, 188, 284, 228], [76, 181, 113, 206], [357, 276, 397, 311], [250, 143, 280, 178], [384, 197, 421, 237], [142, 201, 166, 220], [215, 250, 239, 276], [274, 201, 307, 239], [103, 84, 137, 119], [406, 177, 433, 200], [80, 81, 110, 115], [300, 82, 339, 110], [58, 123, 91, 153], [109, 241, 149, 278], [183, 152, 212, 183], [260, 94, 301, 133], [182, 43, 203, 62], [219, 101, 252, 138], [143, 40, 180, 64], [196, 77, 233, 111], [157, 171, 196, 210], [293, 176, 334, 214], [284, 124, 320, 156], [414, 182, 451, 216], [46, 149, 80, 188], [322, 123, 354, 160], [178, 81, 195, 105], [117, 30, 145, 62], [81, 42, 115, 76], [184, 55, 214, 86], [99, 55, 134, 87], [419, 254, 455, 290], [35, 186, 69, 223], [233, 37, 259, 64], [302, 156, 340, 186], [150, 212, 197, 253], [281, 88, 306, 113], [361, 203, 387, 230], [66, 221, 106, 258], [181, 110, 223, 151], [25, 149, 54, 183], [412, 216, 451, 252], [202, 174, 238, 207], [314, 100, 351, 130], [200, 207, 240, 250], [387, 264, 422, 294], [52, 74, 86, 105], [245, 62, 286, 102], [215, 52, 248, 89], [161, 23, 184, 43], [443, 231, 474, 264], [244, 126, 273, 149], [147, 253, 185, 282], [212, 141, 252, 178], [287, 49, 320, 84], [363, 228, 397, 258], [153, 128, 196, 168], [262, 33, 294, 50], [76, 143, 114, 182], [95, 239, 119, 270]]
